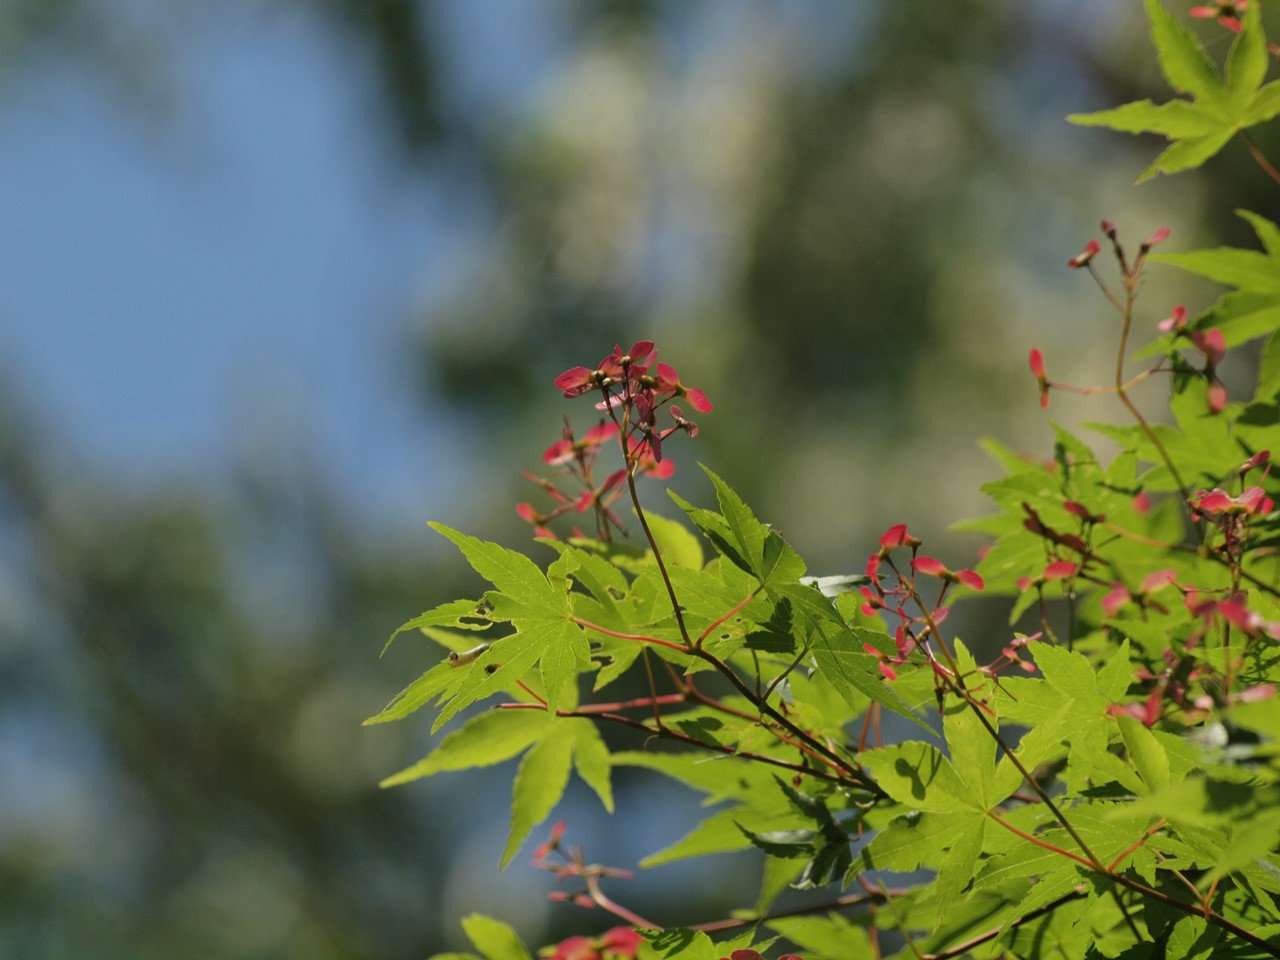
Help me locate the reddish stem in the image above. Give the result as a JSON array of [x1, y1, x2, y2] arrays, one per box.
[[499, 694, 687, 715], [516, 680, 547, 706], [695, 588, 760, 647], [1241, 132, 1280, 186], [985, 810, 1095, 869], [505, 703, 855, 784], [1107, 817, 1165, 873], [585, 875, 659, 929], [920, 887, 1088, 959], [572, 617, 689, 652], [688, 887, 909, 933]]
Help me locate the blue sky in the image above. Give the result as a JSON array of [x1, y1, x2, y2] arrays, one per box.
[[0, 0, 879, 530], [0, 0, 1135, 534], [0, 5, 490, 523]]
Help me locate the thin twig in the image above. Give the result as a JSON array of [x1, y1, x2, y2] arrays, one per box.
[[1241, 132, 1280, 186]]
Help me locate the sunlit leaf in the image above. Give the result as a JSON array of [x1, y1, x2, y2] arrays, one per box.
[[860, 741, 972, 814], [461, 914, 532, 960], [1068, 0, 1274, 180], [501, 724, 574, 867], [379, 708, 552, 786]]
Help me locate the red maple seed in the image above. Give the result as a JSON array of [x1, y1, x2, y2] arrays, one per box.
[[1028, 349, 1050, 408], [1141, 225, 1170, 250], [1067, 240, 1101, 268], [654, 362, 713, 413]]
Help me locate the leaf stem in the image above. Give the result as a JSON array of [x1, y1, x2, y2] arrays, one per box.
[[1086, 262, 1127, 315], [690, 645, 877, 792], [499, 694, 687, 714], [985, 810, 1096, 869], [687, 887, 907, 933], [695, 588, 761, 647], [640, 648, 666, 729], [1240, 132, 1280, 186], [624, 459, 694, 648], [554, 706, 854, 784], [1107, 818, 1166, 872], [919, 887, 1088, 959], [761, 641, 813, 704], [1113, 280, 1191, 507], [585, 874, 660, 929], [571, 617, 689, 652], [1104, 871, 1280, 957], [515, 680, 548, 706]]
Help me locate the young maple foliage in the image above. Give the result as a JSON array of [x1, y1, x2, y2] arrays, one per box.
[[372, 6, 1280, 959]]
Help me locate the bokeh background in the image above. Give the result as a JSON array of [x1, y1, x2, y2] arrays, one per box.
[[1, 1, 1276, 957]]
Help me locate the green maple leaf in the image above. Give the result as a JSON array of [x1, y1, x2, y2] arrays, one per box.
[[612, 750, 803, 866], [861, 673, 1026, 927], [669, 466, 806, 589], [378, 707, 554, 786], [995, 641, 1132, 794], [376, 707, 615, 868], [459, 914, 532, 960], [1148, 212, 1280, 387], [424, 523, 590, 730], [1069, 0, 1279, 181]]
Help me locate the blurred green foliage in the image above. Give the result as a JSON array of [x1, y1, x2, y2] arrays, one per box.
[[1, 2, 1277, 957]]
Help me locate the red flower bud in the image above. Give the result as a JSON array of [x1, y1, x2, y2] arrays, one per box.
[[1062, 501, 1103, 523], [655, 362, 712, 412], [1044, 560, 1077, 581], [1157, 305, 1187, 333], [1239, 450, 1270, 475], [1190, 327, 1226, 366], [1102, 584, 1131, 618], [912, 556, 947, 577], [911, 556, 983, 590], [1141, 226, 1170, 250], [1207, 381, 1228, 414], [1140, 568, 1178, 594], [1028, 348, 1050, 408], [602, 927, 643, 959], [879, 523, 918, 549], [1068, 240, 1101, 268], [556, 366, 601, 398]]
